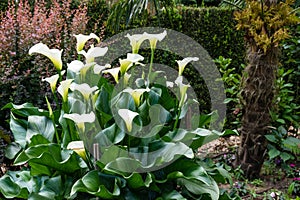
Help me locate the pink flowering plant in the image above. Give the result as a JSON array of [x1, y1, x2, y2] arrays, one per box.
[[0, 31, 231, 199]]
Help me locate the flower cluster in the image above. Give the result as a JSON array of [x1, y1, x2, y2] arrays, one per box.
[[29, 30, 199, 162]]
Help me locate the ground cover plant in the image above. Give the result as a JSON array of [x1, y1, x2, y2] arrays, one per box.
[[0, 31, 233, 199]]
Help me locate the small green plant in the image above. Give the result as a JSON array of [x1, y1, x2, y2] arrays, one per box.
[[265, 126, 300, 163], [271, 67, 300, 127], [214, 56, 244, 129], [250, 179, 263, 187]]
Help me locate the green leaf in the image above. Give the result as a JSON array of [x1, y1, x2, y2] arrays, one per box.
[[26, 116, 55, 143], [14, 144, 85, 175], [165, 159, 219, 199], [5, 142, 22, 159], [280, 152, 292, 162], [268, 148, 280, 159], [71, 170, 124, 198], [95, 123, 125, 146], [10, 113, 27, 148], [265, 134, 277, 143], [2, 103, 48, 118], [0, 171, 36, 199]]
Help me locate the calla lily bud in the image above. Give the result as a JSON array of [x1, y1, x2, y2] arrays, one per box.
[[29, 43, 63, 71]]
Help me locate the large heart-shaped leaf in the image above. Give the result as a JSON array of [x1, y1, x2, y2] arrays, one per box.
[[71, 170, 125, 198], [14, 144, 86, 176], [26, 116, 55, 143]]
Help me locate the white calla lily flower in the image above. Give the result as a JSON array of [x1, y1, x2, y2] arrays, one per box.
[[119, 53, 144, 74], [94, 64, 111, 74], [57, 79, 73, 102], [145, 30, 167, 50], [70, 83, 98, 100], [67, 60, 84, 73], [74, 33, 100, 52], [29, 43, 63, 71], [175, 76, 190, 107], [118, 109, 139, 132], [64, 112, 96, 132], [102, 67, 120, 83], [176, 57, 199, 76], [123, 88, 150, 106], [67, 141, 87, 160], [125, 33, 148, 54], [42, 74, 59, 93], [79, 45, 108, 63]]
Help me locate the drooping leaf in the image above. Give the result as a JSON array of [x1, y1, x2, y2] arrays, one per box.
[[9, 113, 27, 148], [14, 144, 86, 176], [71, 170, 125, 198], [2, 102, 48, 118]]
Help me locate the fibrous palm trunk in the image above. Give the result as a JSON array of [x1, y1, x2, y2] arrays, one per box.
[[235, 45, 279, 179]]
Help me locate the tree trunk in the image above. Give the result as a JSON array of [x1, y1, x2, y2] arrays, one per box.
[[235, 46, 279, 179]]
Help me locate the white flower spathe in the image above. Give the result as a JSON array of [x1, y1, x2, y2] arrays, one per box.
[[57, 79, 73, 102], [125, 33, 148, 54], [42, 74, 59, 93], [120, 53, 144, 74], [70, 83, 98, 100], [102, 67, 120, 83], [78, 45, 108, 63], [145, 30, 167, 50], [64, 112, 96, 132], [175, 76, 190, 107], [118, 109, 139, 132], [67, 60, 84, 73], [74, 33, 100, 52], [29, 43, 63, 71], [176, 57, 199, 76], [123, 88, 150, 106], [93, 64, 111, 74]]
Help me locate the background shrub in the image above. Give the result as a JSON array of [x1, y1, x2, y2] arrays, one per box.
[[0, 0, 90, 130]]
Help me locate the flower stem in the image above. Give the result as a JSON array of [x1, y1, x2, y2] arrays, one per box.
[[147, 48, 155, 86]]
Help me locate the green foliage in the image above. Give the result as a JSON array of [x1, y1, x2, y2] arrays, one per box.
[[0, 32, 231, 199], [265, 126, 300, 163], [282, 24, 300, 111], [271, 67, 300, 127], [214, 56, 244, 129]]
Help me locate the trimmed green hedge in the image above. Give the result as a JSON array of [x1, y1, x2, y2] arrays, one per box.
[[108, 6, 245, 128], [0, 3, 245, 130]]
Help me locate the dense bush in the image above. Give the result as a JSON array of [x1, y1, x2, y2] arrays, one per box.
[[0, 0, 90, 129]]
